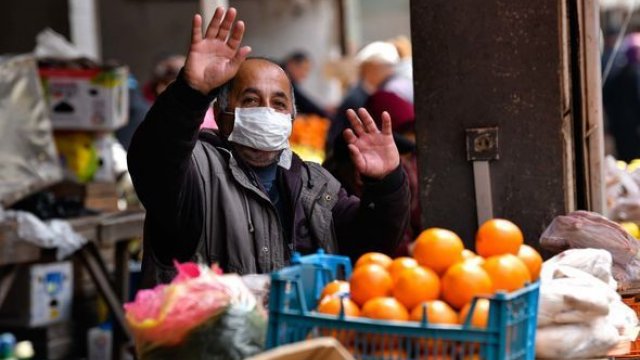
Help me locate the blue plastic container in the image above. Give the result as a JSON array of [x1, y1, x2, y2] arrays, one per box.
[[267, 251, 539, 359]]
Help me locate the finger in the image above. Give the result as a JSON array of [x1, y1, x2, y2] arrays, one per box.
[[204, 6, 225, 39], [343, 128, 358, 144], [232, 45, 252, 65], [381, 111, 392, 135], [346, 109, 365, 136], [217, 7, 237, 40], [227, 20, 245, 50], [192, 14, 203, 43], [357, 108, 379, 133], [347, 144, 367, 172]]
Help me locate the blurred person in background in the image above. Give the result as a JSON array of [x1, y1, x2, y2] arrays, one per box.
[[143, 54, 186, 103], [283, 51, 329, 118], [603, 33, 640, 162], [325, 41, 400, 155], [116, 75, 151, 151], [386, 36, 414, 104]]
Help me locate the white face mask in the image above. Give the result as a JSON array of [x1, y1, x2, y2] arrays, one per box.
[[227, 107, 293, 151]]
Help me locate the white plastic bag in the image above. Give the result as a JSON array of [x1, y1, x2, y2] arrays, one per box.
[[34, 28, 86, 59], [0, 55, 62, 206], [0, 207, 87, 259], [535, 318, 621, 359], [538, 266, 619, 327], [540, 248, 617, 288], [608, 300, 640, 342]]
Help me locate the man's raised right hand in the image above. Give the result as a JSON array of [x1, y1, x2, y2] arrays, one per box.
[[184, 7, 252, 95]]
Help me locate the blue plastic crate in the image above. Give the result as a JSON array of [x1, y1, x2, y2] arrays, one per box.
[[267, 251, 539, 359]]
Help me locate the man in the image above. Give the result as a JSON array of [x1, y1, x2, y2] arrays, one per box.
[[142, 54, 187, 103], [325, 41, 400, 155], [283, 51, 329, 118], [128, 7, 410, 287]]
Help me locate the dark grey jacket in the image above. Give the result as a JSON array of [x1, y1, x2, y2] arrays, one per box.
[[128, 74, 411, 288]]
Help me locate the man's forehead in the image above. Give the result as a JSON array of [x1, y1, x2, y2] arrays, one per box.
[[235, 59, 291, 88]]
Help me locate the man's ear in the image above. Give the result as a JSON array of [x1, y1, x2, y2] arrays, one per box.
[[214, 102, 235, 138]]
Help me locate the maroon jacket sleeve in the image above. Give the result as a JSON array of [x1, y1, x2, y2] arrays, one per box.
[[332, 166, 411, 261], [127, 73, 216, 263]]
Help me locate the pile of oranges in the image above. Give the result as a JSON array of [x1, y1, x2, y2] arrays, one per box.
[[315, 219, 542, 331]]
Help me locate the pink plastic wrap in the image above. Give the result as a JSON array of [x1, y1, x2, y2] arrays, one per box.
[[124, 262, 266, 359], [124, 262, 231, 346]]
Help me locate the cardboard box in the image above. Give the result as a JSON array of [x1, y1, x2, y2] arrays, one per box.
[[85, 182, 120, 212], [0, 262, 73, 327], [39, 67, 129, 130], [247, 338, 354, 360]]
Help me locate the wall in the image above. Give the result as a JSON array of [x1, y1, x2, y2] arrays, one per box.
[[0, 0, 69, 54], [357, 0, 411, 46], [97, 0, 410, 104], [231, 0, 340, 107], [99, 0, 198, 84]]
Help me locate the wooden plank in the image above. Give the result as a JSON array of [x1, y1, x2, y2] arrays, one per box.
[[579, 0, 606, 214], [98, 211, 144, 246], [68, 215, 101, 243], [560, 0, 578, 214], [113, 240, 131, 360], [76, 243, 133, 349], [0, 222, 40, 266], [0, 265, 19, 308]]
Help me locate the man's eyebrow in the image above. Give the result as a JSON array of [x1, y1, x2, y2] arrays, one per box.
[[273, 90, 289, 99], [239, 87, 290, 100], [240, 88, 261, 96]]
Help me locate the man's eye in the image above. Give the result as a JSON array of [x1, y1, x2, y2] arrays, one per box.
[[273, 101, 287, 110], [242, 98, 258, 106]]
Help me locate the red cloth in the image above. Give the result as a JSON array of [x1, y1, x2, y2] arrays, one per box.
[[365, 90, 415, 133]]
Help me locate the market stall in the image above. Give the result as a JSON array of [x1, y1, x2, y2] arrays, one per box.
[[0, 34, 144, 359], [3, 0, 640, 358]]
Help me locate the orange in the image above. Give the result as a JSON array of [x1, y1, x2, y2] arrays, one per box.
[[441, 262, 492, 310], [361, 297, 409, 321], [462, 249, 485, 266], [459, 299, 490, 328], [355, 252, 393, 269], [517, 244, 543, 281], [370, 349, 408, 359], [409, 297, 457, 356], [410, 300, 458, 324], [461, 249, 477, 260], [475, 219, 523, 257], [320, 280, 349, 300], [317, 296, 360, 317], [413, 228, 464, 275], [316, 297, 359, 345], [360, 297, 409, 348], [465, 256, 485, 267], [388, 257, 418, 283], [350, 264, 393, 306], [393, 266, 440, 310], [482, 254, 531, 292], [350, 345, 407, 359]]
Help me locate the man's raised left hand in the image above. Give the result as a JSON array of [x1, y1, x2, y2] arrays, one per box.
[[343, 108, 400, 180]]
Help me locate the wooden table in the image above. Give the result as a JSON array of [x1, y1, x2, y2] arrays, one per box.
[[0, 210, 145, 360]]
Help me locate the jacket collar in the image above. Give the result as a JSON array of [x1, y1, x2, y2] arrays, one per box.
[[199, 129, 291, 169]]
